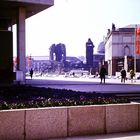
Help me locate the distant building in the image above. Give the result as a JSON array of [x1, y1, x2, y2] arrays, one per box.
[[93, 41, 105, 73], [25, 56, 51, 73], [65, 56, 83, 69], [66, 56, 82, 64], [93, 54, 105, 73], [105, 24, 140, 76], [86, 38, 94, 68], [25, 56, 83, 73], [49, 43, 66, 62], [97, 41, 105, 54]]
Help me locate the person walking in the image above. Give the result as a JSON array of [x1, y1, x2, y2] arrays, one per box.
[[129, 69, 135, 83], [99, 65, 107, 84], [29, 68, 34, 79], [120, 68, 126, 83]]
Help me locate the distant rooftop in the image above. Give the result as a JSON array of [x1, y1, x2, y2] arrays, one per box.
[[120, 24, 140, 29], [66, 56, 82, 62], [105, 24, 140, 44], [97, 41, 105, 54], [31, 56, 49, 61], [29, 56, 82, 63]]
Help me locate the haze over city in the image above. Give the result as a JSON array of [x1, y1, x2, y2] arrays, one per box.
[[13, 0, 140, 57]]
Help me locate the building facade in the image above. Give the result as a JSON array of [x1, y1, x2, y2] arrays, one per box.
[[105, 24, 140, 76]]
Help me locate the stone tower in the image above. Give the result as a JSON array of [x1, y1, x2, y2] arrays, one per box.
[[86, 38, 94, 68]]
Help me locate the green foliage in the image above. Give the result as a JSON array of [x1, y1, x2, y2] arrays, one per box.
[[0, 85, 130, 110]]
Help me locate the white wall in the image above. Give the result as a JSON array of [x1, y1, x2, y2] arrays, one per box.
[[112, 34, 134, 57], [105, 36, 112, 61]]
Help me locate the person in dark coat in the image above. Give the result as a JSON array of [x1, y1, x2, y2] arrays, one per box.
[[29, 68, 33, 79], [99, 65, 107, 84], [120, 68, 126, 83]]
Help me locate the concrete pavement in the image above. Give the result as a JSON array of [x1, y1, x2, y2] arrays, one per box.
[[26, 76, 140, 140], [26, 75, 140, 93], [49, 131, 140, 140]]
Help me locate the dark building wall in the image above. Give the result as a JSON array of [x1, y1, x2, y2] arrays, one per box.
[[112, 56, 139, 75], [86, 46, 93, 66], [86, 38, 94, 68], [55, 44, 62, 62], [112, 58, 118, 75], [136, 59, 140, 72], [0, 31, 13, 83], [49, 43, 66, 62], [49, 44, 55, 60]]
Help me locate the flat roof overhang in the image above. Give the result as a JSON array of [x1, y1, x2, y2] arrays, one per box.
[[0, 0, 54, 24]]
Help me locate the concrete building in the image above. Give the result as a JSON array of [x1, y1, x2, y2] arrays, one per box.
[[105, 24, 140, 76], [0, 0, 54, 83]]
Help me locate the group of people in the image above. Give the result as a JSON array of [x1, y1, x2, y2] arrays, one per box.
[[120, 68, 135, 83], [99, 65, 135, 84], [29, 66, 135, 83]]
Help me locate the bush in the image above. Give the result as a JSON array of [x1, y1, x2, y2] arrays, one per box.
[[0, 85, 130, 110]]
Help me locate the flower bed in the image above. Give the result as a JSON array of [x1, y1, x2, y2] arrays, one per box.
[[0, 85, 130, 110]]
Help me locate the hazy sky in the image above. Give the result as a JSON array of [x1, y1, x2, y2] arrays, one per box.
[[14, 0, 140, 57]]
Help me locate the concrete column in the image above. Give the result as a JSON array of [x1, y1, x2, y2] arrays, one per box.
[[17, 7, 26, 82]]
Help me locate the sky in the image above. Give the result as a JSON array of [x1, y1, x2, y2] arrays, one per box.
[[13, 0, 140, 57]]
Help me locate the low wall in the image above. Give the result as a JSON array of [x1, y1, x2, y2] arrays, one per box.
[[0, 103, 139, 139]]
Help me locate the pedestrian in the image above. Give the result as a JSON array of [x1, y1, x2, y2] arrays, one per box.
[[30, 68, 33, 79], [120, 68, 126, 83], [99, 65, 107, 84], [129, 69, 135, 83]]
